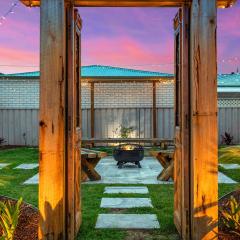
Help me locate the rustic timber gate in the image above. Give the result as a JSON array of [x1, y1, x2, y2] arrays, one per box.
[[20, 0, 237, 239]]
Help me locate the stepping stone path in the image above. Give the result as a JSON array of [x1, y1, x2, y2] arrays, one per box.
[[218, 172, 237, 184], [15, 163, 39, 169], [219, 163, 240, 170], [96, 186, 160, 230], [96, 214, 160, 229], [0, 163, 9, 169], [23, 173, 39, 185], [104, 186, 148, 194], [101, 197, 153, 208]]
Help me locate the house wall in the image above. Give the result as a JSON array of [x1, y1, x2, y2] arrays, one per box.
[[0, 78, 174, 109], [0, 78, 39, 109], [1, 78, 239, 109]]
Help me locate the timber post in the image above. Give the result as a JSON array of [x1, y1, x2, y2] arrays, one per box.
[[190, 0, 218, 239], [39, 0, 81, 239], [39, 0, 67, 238]]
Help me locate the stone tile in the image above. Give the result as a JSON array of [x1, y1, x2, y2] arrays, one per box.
[[95, 214, 160, 229], [218, 172, 237, 184], [91, 157, 168, 184], [82, 157, 238, 185], [219, 163, 240, 170], [100, 197, 153, 208], [23, 173, 39, 185], [0, 163, 9, 169], [15, 163, 39, 170], [104, 186, 148, 194]]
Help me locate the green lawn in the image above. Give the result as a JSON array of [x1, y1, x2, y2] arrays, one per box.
[[219, 145, 240, 182], [0, 146, 239, 239]]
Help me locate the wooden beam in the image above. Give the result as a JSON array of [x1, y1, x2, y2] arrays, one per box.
[[152, 81, 157, 139], [180, 6, 190, 240], [20, 0, 237, 8], [38, 0, 66, 239], [74, 9, 82, 236], [190, 0, 218, 239], [66, 4, 77, 239], [90, 82, 95, 140]]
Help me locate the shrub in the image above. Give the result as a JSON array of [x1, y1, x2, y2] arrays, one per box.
[[220, 196, 240, 236], [0, 198, 22, 240], [0, 138, 5, 146], [113, 125, 134, 139], [221, 132, 234, 145]]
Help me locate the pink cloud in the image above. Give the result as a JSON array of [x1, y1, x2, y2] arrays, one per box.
[[0, 47, 39, 73], [82, 36, 174, 72]]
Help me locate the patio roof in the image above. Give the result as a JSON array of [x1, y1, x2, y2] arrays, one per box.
[[1, 65, 240, 89], [0, 65, 173, 78]]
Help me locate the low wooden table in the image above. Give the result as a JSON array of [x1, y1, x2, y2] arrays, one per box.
[[81, 148, 107, 182], [150, 149, 175, 181]]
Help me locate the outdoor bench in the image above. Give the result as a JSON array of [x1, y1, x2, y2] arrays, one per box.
[[81, 148, 107, 181], [150, 148, 175, 181], [82, 138, 174, 149]]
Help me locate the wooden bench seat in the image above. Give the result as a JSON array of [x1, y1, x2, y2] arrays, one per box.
[[81, 148, 107, 182], [150, 148, 175, 181]]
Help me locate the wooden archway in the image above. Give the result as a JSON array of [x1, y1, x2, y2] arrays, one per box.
[[20, 0, 237, 239]]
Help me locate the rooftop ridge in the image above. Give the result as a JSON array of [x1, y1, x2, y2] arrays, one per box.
[[85, 65, 173, 76]]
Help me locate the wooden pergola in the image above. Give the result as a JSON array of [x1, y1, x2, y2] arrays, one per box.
[[20, 0, 237, 239], [81, 76, 173, 140]]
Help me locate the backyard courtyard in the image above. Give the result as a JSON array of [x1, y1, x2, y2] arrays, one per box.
[[0, 146, 239, 240]]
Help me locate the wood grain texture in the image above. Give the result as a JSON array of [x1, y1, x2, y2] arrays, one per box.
[[66, 5, 76, 239], [38, 0, 66, 239], [173, 6, 191, 240], [173, 9, 183, 236], [20, 0, 237, 8], [81, 157, 101, 181], [74, 9, 82, 236], [180, 6, 191, 240], [190, 0, 218, 239]]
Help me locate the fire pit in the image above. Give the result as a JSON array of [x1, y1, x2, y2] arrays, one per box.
[[113, 144, 144, 168]]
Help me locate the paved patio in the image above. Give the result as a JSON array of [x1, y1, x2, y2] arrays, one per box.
[[23, 157, 237, 185], [91, 157, 237, 184]]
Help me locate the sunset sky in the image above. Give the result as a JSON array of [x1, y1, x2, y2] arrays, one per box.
[[0, 0, 239, 74]]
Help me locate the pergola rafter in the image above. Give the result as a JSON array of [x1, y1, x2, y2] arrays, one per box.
[[21, 0, 236, 8]]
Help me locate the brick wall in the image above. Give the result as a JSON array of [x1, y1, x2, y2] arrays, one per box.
[[0, 78, 239, 109], [81, 80, 175, 109], [0, 79, 39, 109]]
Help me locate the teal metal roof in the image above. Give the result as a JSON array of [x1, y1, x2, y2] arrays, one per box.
[[1, 71, 40, 77], [217, 73, 240, 87], [81, 65, 173, 77], [0, 65, 173, 78], [1, 65, 240, 89]]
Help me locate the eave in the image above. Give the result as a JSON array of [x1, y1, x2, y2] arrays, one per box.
[[20, 0, 237, 8]]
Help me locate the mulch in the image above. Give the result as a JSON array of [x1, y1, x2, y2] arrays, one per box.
[[0, 196, 38, 240], [218, 189, 240, 240]]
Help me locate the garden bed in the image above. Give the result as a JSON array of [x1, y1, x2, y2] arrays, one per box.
[[219, 189, 240, 239], [0, 196, 38, 240]]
